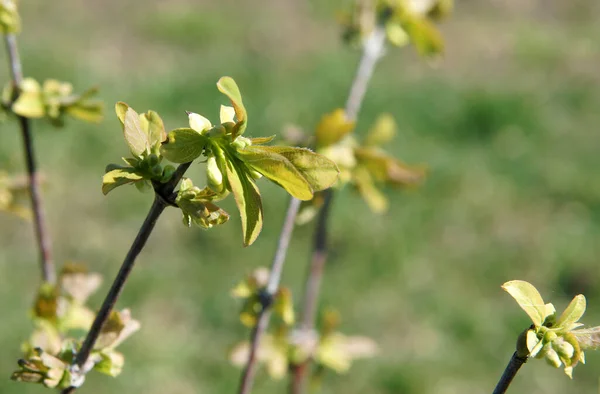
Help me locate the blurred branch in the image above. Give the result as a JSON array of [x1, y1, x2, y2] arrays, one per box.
[[492, 352, 527, 394], [3, 34, 56, 285], [237, 197, 303, 394], [291, 25, 386, 394], [61, 162, 191, 394]]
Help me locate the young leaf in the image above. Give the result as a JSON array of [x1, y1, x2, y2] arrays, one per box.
[[572, 327, 600, 350], [224, 156, 263, 246], [400, 15, 444, 56], [115, 102, 128, 125], [556, 295, 586, 331], [353, 166, 388, 213], [315, 109, 355, 148], [123, 108, 149, 156], [256, 146, 340, 192], [365, 113, 396, 146], [236, 146, 314, 201], [216, 77, 247, 137], [502, 280, 550, 327], [142, 110, 167, 147], [160, 128, 208, 163], [102, 168, 143, 195]]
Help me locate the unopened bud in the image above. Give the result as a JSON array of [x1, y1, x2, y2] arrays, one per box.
[[147, 153, 160, 167], [248, 169, 263, 180], [207, 156, 224, 188], [232, 136, 251, 150], [161, 165, 176, 182]]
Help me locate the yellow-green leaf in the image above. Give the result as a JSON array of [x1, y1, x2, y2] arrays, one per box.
[[65, 101, 104, 123], [354, 148, 425, 186], [353, 166, 388, 213], [224, 156, 263, 246], [236, 146, 314, 201], [400, 15, 444, 56], [217, 76, 247, 137], [365, 113, 397, 146], [102, 168, 143, 195], [142, 110, 167, 148], [257, 146, 339, 192], [502, 280, 550, 327], [249, 136, 276, 145], [572, 327, 600, 350], [315, 109, 355, 148], [556, 295, 586, 331], [12, 79, 44, 118], [160, 128, 207, 163], [123, 108, 149, 156], [115, 102, 128, 125]]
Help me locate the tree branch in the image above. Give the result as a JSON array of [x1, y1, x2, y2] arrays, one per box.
[[3, 34, 56, 285], [492, 352, 527, 394], [291, 26, 386, 394], [237, 197, 302, 394], [60, 162, 191, 394]]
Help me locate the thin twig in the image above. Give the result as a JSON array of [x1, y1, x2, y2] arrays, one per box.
[[60, 162, 191, 394], [237, 197, 303, 394], [291, 26, 386, 394], [492, 352, 527, 394], [3, 34, 56, 285]]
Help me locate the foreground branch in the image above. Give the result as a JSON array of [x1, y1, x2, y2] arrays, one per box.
[[492, 352, 527, 394], [61, 162, 191, 394], [4, 34, 56, 285], [290, 26, 386, 394], [237, 197, 302, 394]]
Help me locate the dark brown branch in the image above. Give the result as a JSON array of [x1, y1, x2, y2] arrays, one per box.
[[492, 352, 527, 394], [3, 34, 56, 285], [237, 197, 302, 394], [61, 162, 191, 394]]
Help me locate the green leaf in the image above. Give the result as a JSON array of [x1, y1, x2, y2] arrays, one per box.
[[217, 76, 247, 137], [224, 156, 263, 246], [502, 280, 551, 327], [353, 166, 388, 213], [65, 101, 104, 123], [160, 128, 207, 163], [236, 146, 314, 200], [12, 79, 44, 118], [400, 15, 444, 56], [572, 327, 600, 350], [115, 102, 128, 125], [141, 110, 167, 148], [123, 107, 149, 156], [365, 113, 397, 146], [254, 146, 339, 192], [315, 109, 355, 148], [556, 295, 586, 331], [354, 148, 425, 186], [102, 168, 143, 195], [249, 136, 276, 145]]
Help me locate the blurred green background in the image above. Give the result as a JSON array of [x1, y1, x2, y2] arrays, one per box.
[[2, 0, 600, 393]]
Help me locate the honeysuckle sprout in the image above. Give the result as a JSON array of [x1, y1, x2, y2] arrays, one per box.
[[158, 76, 339, 246], [339, 0, 451, 55], [503, 280, 600, 378], [0, 171, 31, 218], [11, 263, 139, 388], [231, 267, 295, 327], [297, 110, 425, 224], [2, 78, 103, 126], [0, 0, 20, 34]]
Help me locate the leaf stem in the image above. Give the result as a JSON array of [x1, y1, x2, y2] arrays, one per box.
[[3, 34, 56, 285], [237, 197, 302, 394], [61, 162, 191, 394], [492, 352, 527, 394], [291, 26, 386, 394]]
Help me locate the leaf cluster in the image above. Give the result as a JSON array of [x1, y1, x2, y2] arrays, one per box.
[[2, 78, 103, 126], [0, 0, 20, 34], [104, 77, 339, 246], [11, 263, 139, 388], [296, 110, 425, 224], [339, 0, 451, 55], [503, 280, 600, 378]]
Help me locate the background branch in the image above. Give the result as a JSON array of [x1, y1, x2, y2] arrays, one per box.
[[291, 26, 386, 394], [237, 197, 303, 394], [61, 162, 191, 394], [3, 34, 56, 285]]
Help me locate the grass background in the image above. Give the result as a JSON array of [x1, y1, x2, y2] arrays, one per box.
[[2, 0, 600, 393]]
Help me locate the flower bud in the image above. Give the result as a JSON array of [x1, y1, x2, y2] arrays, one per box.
[[248, 169, 263, 180], [161, 165, 176, 183], [147, 153, 160, 167], [553, 338, 575, 360], [207, 156, 224, 189], [232, 136, 251, 150], [151, 164, 163, 177]]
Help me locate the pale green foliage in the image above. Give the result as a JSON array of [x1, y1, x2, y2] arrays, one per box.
[[103, 76, 339, 246], [297, 110, 425, 224], [503, 280, 600, 378], [0, 0, 20, 34], [0, 171, 30, 218], [2, 78, 103, 126], [339, 0, 451, 55], [11, 263, 139, 388]]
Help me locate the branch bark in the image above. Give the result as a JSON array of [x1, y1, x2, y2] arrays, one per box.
[[60, 162, 191, 394], [492, 352, 527, 394], [3, 34, 56, 285]]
